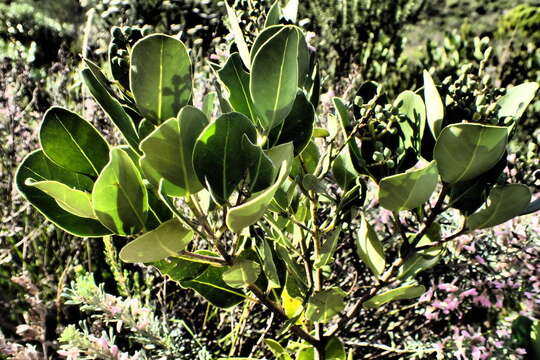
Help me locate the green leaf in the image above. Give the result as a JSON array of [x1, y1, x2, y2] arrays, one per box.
[[193, 112, 257, 204], [282, 0, 298, 22], [81, 64, 140, 152], [250, 26, 299, 130], [314, 226, 341, 269], [119, 219, 193, 263], [378, 161, 439, 211], [130, 34, 192, 125], [394, 90, 426, 151], [398, 224, 442, 280], [497, 82, 539, 130], [312, 128, 330, 138], [180, 252, 245, 308], [305, 288, 346, 323], [140, 106, 208, 197], [423, 70, 444, 138], [154, 256, 208, 282], [434, 123, 507, 184], [217, 53, 257, 122], [225, 0, 251, 69], [325, 337, 347, 360], [16, 150, 111, 236], [222, 259, 261, 288], [333, 97, 363, 172], [466, 184, 531, 230], [242, 136, 275, 193], [355, 214, 385, 277], [332, 148, 360, 191], [202, 91, 216, 119], [265, 2, 282, 28], [264, 339, 291, 360], [268, 91, 315, 156], [92, 147, 148, 235], [521, 198, 540, 216], [364, 284, 426, 309], [226, 142, 293, 233], [25, 179, 95, 219], [40, 107, 109, 177], [257, 237, 281, 289]]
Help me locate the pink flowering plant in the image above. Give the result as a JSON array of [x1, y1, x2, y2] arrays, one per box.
[[13, 2, 540, 359]]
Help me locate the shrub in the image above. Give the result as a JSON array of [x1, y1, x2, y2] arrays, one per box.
[[13, 2, 540, 358]]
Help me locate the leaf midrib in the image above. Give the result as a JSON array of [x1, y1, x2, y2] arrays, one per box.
[[56, 115, 99, 176]]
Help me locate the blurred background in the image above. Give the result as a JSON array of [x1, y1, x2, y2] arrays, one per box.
[[1, 0, 539, 359]]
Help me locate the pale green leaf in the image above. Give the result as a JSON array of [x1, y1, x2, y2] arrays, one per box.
[[130, 34, 192, 125], [305, 288, 346, 323], [497, 82, 539, 130], [466, 184, 531, 230], [378, 161, 439, 211], [394, 90, 426, 151], [355, 214, 385, 277], [364, 284, 425, 309], [222, 259, 261, 288], [25, 179, 95, 219], [423, 70, 444, 138], [92, 147, 148, 235], [119, 219, 193, 263], [434, 123, 507, 184], [225, 1, 251, 69]]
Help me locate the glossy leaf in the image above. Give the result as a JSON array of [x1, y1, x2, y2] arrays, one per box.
[[434, 123, 507, 184], [355, 214, 385, 277], [40, 107, 109, 177], [202, 91, 216, 119], [119, 219, 193, 263], [140, 106, 208, 197], [265, 2, 282, 28], [398, 224, 442, 280], [466, 184, 531, 230], [154, 256, 208, 282], [250, 26, 299, 130], [92, 148, 148, 235], [305, 287, 346, 323], [394, 90, 426, 151], [268, 91, 315, 156], [226, 142, 293, 233], [25, 179, 95, 219], [378, 161, 439, 211], [81, 64, 140, 151], [364, 284, 426, 309], [521, 198, 540, 216], [16, 150, 110, 236], [224, 0, 251, 69], [222, 259, 261, 288], [423, 70, 444, 138], [217, 53, 257, 122], [497, 82, 539, 129], [193, 112, 257, 204], [130, 34, 192, 125], [333, 97, 363, 172]]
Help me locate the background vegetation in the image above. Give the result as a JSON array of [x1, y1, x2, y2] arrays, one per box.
[[1, 0, 539, 359]]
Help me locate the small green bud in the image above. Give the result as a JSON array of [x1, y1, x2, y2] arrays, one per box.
[[372, 151, 384, 162], [383, 148, 391, 158], [386, 159, 395, 168]]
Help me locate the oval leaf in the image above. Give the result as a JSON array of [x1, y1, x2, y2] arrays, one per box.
[[40, 107, 109, 177], [130, 34, 192, 125], [305, 288, 346, 323], [25, 179, 95, 219], [423, 70, 444, 138], [394, 90, 426, 151], [378, 161, 439, 212], [364, 284, 426, 309], [119, 219, 193, 263], [497, 82, 539, 129], [226, 142, 293, 233], [140, 106, 208, 197], [225, 0, 251, 69], [355, 214, 385, 277], [193, 112, 257, 204], [222, 259, 261, 288], [466, 184, 531, 230], [250, 26, 299, 130], [434, 123, 507, 184], [16, 150, 110, 236], [92, 148, 149, 235]]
